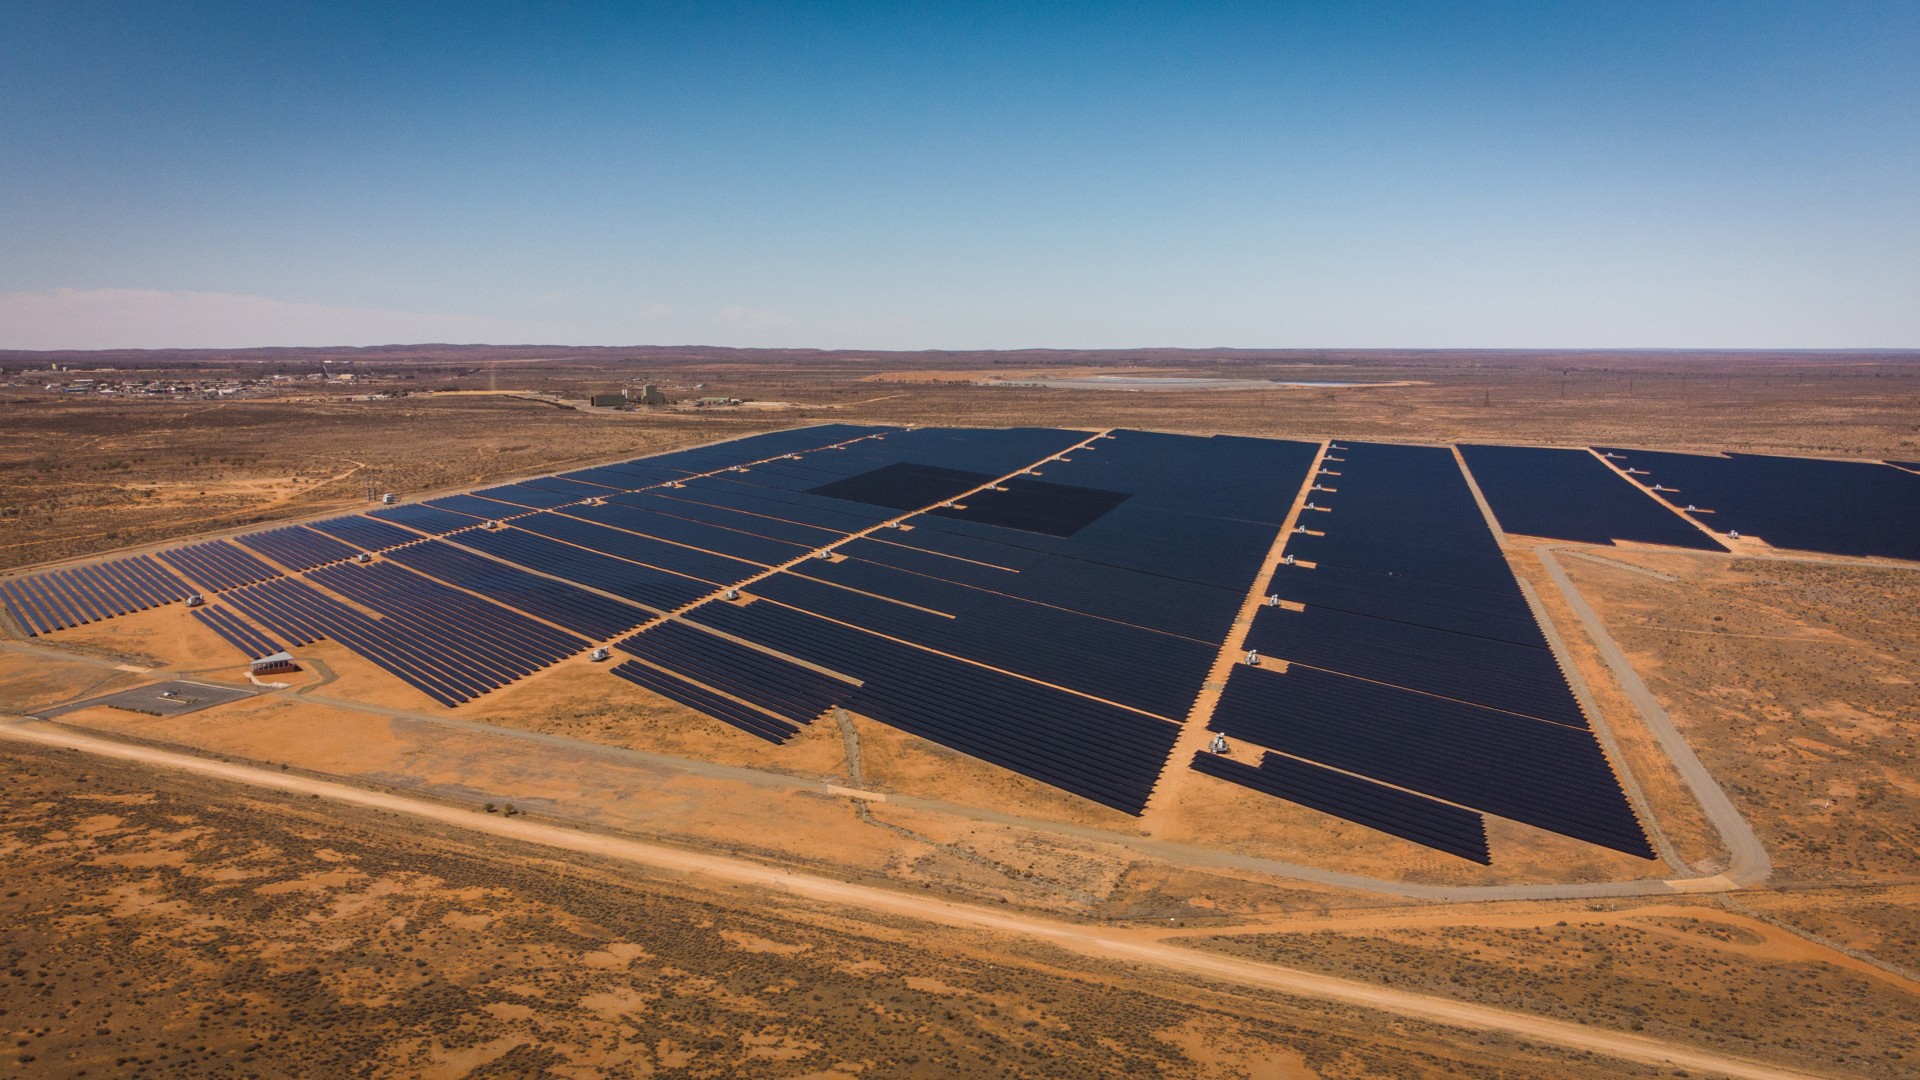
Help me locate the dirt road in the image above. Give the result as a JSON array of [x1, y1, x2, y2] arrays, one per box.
[[0, 720, 1825, 1080]]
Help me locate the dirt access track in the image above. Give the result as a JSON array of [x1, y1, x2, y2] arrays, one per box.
[[0, 721, 1826, 1080]]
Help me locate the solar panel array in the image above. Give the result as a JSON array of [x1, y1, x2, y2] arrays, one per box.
[[1206, 441, 1655, 860], [1190, 750, 1491, 864], [1458, 444, 1726, 551], [1596, 447, 1920, 562], [625, 428, 1320, 813], [235, 524, 362, 571], [0, 554, 191, 635], [191, 604, 280, 659], [5, 424, 1802, 858]]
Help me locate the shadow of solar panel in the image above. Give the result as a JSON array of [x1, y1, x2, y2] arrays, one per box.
[[1459, 445, 1725, 551], [1189, 751, 1490, 863], [807, 461, 995, 512], [925, 476, 1131, 537], [1213, 666, 1653, 857]]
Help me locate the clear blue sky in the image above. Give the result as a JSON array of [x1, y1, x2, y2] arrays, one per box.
[[2, 1, 1915, 349]]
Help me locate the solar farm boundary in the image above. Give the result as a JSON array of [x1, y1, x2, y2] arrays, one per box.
[[1137, 439, 1329, 829], [0, 633, 1767, 904], [1534, 544, 1772, 888], [1453, 446, 1686, 871]]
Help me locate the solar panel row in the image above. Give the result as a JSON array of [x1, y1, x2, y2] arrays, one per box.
[[1252, 441, 1583, 727], [608, 660, 801, 743], [616, 619, 853, 727], [366, 502, 482, 536], [1189, 750, 1492, 863], [562, 501, 811, 566], [235, 524, 362, 571], [1262, 560, 1542, 646], [450, 527, 710, 611], [191, 604, 280, 659], [607, 490, 847, 549], [307, 514, 427, 552], [309, 561, 585, 682], [1595, 447, 1920, 562], [381, 540, 651, 641], [1215, 666, 1653, 858], [757, 566, 1213, 721], [1458, 444, 1725, 551], [0, 554, 192, 636], [692, 598, 1179, 814], [425, 493, 531, 521], [157, 540, 281, 592], [510, 513, 764, 586], [1283, 442, 1517, 594], [221, 576, 500, 706], [1245, 605, 1586, 728]]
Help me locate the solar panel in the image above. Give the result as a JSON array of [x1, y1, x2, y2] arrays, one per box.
[[1212, 666, 1652, 858], [1190, 751, 1491, 863], [1595, 447, 1920, 561], [1459, 444, 1725, 550]]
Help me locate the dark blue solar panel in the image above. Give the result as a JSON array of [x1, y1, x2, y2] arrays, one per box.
[[1211, 666, 1652, 858], [510, 513, 763, 585], [616, 619, 853, 725], [608, 491, 848, 548], [0, 554, 194, 635], [1595, 447, 1920, 561], [609, 660, 802, 743], [689, 598, 1179, 814], [383, 539, 651, 641], [425, 493, 530, 520], [470, 483, 590, 509], [1459, 444, 1725, 551], [369, 503, 485, 536], [157, 540, 281, 592], [449, 527, 710, 611], [1190, 751, 1491, 863], [561, 502, 811, 566], [308, 515, 424, 552], [236, 525, 361, 571]]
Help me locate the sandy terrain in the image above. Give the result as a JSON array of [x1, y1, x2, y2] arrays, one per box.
[[3, 347, 1919, 1075]]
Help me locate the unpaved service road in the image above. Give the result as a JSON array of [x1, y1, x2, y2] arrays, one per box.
[[0, 721, 1824, 1080]]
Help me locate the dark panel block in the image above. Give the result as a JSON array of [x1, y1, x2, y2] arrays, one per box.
[[1459, 444, 1725, 551], [1211, 666, 1653, 858], [1190, 751, 1491, 863]]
